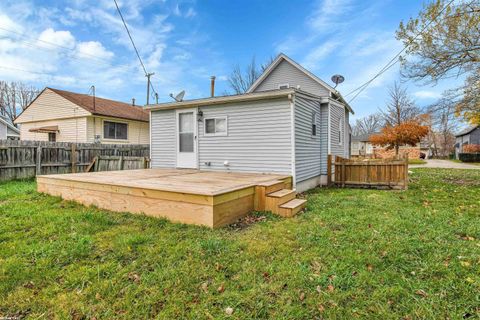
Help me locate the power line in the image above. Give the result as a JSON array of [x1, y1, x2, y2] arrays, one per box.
[[344, 0, 456, 104], [112, 0, 157, 101]]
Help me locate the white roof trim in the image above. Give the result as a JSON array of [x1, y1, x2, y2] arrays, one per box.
[[0, 117, 20, 134]]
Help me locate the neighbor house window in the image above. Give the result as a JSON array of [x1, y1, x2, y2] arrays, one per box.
[[278, 83, 290, 89], [311, 111, 317, 136], [48, 132, 56, 142], [204, 117, 227, 136], [103, 121, 128, 140], [338, 118, 343, 145]]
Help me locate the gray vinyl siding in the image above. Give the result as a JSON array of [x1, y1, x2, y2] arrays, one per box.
[[294, 96, 321, 182], [197, 98, 292, 174], [320, 103, 329, 174], [330, 103, 347, 158], [254, 60, 330, 96], [150, 109, 176, 168], [0, 123, 6, 139]]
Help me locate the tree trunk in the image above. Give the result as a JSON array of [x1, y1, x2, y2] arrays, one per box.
[[395, 145, 399, 156]]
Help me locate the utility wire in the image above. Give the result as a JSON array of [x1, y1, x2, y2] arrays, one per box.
[[345, 0, 456, 104], [112, 0, 157, 98]]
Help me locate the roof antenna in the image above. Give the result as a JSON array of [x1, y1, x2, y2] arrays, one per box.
[[90, 85, 96, 112], [169, 90, 185, 102], [331, 74, 345, 89]]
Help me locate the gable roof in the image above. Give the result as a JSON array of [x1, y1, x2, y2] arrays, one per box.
[[48, 88, 149, 122], [455, 125, 479, 137], [0, 116, 20, 135], [246, 53, 353, 114]]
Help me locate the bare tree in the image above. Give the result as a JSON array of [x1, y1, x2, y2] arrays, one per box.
[[426, 95, 460, 157], [352, 113, 382, 136], [380, 82, 421, 126], [227, 56, 275, 94], [0, 81, 40, 124]]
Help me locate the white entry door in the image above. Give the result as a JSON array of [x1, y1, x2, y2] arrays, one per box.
[[176, 108, 197, 168]]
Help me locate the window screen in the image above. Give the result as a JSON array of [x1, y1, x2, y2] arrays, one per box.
[[204, 117, 227, 136], [104, 121, 128, 140]]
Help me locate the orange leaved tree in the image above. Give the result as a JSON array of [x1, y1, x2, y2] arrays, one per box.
[[370, 120, 429, 156]]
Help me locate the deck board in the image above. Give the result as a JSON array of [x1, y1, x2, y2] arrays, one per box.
[[37, 169, 291, 227]]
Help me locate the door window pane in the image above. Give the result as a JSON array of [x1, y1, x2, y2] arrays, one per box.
[[179, 132, 194, 152], [216, 118, 226, 133], [179, 112, 193, 132], [205, 119, 215, 134]]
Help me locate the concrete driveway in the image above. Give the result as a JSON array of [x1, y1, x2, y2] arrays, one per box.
[[410, 159, 480, 169]]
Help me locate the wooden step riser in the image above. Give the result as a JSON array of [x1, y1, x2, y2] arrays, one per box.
[[278, 201, 306, 217], [265, 192, 296, 214], [254, 181, 286, 211]]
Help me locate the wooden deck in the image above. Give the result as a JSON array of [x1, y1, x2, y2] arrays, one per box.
[[37, 169, 299, 228]]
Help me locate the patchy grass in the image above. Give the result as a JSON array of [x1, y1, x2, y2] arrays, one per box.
[[0, 169, 479, 319], [408, 158, 427, 165], [451, 159, 480, 166]]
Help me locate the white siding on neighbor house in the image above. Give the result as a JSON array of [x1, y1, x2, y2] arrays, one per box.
[[15, 88, 90, 123], [197, 98, 292, 174], [0, 122, 6, 139], [294, 96, 321, 182], [19, 118, 88, 142], [150, 109, 176, 168], [86, 116, 149, 144], [254, 60, 330, 96]]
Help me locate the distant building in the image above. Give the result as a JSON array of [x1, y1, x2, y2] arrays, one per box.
[[0, 115, 20, 140], [455, 125, 480, 159], [14, 87, 149, 144]]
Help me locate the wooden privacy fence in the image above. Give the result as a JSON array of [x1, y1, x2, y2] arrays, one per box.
[[85, 156, 150, 172], [327, 154, 409, 189], [0, 140, 149, 182]]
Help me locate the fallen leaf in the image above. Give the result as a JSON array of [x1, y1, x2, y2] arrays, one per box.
[[415, 289, 428, 297], [299, 292, 305, 301], [366, 264, 374, 271], [225, 307, 234, 315], [217, 284, 225, 293], [327, 285, 334, 292], [128, 272, 140, 283], [316, 285, 322, 294], [318, 304, 325, 312], [201, 282, 208, 293], [460, 261, 471, 267]]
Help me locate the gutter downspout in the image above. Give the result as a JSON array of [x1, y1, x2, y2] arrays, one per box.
[[289, 93, 296, 189], [327, 103, 331, 155]]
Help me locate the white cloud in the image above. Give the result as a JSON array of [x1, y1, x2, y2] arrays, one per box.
[[413, 90, 441, 99], [302, 41, 340, 70], [37, 28, 76, 49], [76, 41, 114, 60]]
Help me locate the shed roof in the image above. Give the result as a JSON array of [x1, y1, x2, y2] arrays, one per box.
[[0, 116, 20, 134], [455, 125, 479, 137]]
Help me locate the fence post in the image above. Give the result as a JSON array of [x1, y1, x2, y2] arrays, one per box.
[[404, 153, 409, 189], [327, 154, 332, 186], [36, 146, 42, 176], [71, 143, 77, 173], [118, 156, 123, 170]]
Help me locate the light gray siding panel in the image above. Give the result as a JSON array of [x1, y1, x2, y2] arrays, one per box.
[[150, 109, 176, 168], [330, 104, 347, 158], [320, 103, 329, 174], [254, 60, 330, 96], [0, 123, 6, 139], [198, 98, 292, 174], [294, 96, 321, 182]]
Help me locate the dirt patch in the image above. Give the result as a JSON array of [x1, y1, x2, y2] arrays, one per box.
[[443, 177, 480, 186], [228, 214, 268, 231]]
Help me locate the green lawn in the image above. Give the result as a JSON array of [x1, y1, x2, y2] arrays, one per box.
[[408, 159, 427, 165], [1, 169, 479, 319]]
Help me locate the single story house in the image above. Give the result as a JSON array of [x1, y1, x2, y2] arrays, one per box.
[[351, 133, 376, 156], [148, 53, 353, 192], [15, 88, 149, 144], [455, 125, 480, 158], [0, 115, 20, 140]]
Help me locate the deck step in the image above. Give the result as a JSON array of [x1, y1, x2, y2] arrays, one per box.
[[254, 180, 287, 211], [265, 189, 296, 214], [278, 198, 307, 217]]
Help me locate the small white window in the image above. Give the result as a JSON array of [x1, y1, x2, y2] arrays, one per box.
[[338, 118, 343, 145], [204, 117, 227, 136], [312, 111, 317, 136], [278, 83, 290, 89]]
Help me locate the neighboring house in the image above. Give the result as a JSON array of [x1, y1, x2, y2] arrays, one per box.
[[351, 133, 375, 157], [148, 53, 353, 192], [455, 125, 480, 158], [14, 88, 149, 144], [0, 115, 20, 140]]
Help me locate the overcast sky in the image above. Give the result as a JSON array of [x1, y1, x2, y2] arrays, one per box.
[[0, 0, 463, 120]]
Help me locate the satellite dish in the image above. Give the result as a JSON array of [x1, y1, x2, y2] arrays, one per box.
[[331, 74, 345, 88], [169, 90, 185, 102]]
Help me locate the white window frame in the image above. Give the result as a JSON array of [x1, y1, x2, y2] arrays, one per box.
[[278, 83, 290, 89], [102, 119, 129, 141], [338, 118, 343, 145], [204, 116, 228, 137], [311, 111, 317, 137]]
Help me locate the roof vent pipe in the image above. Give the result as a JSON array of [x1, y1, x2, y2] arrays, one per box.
[[210, 76, 216, 97], [132, 98, 135, 106]]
